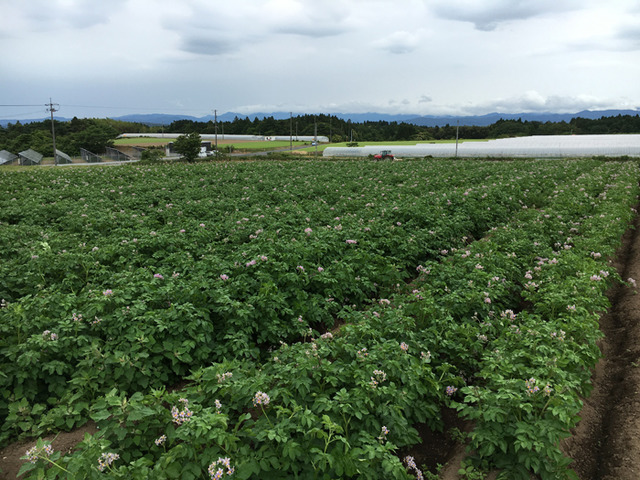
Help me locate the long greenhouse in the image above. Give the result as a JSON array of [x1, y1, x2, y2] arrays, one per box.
[[323, 134, 640, 158]]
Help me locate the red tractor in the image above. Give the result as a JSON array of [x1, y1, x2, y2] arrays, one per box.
[[373, 150, 394, 160]]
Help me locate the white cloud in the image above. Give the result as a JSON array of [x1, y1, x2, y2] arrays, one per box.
[[373, 31, 422, 54], [1, 0, 639, 119]]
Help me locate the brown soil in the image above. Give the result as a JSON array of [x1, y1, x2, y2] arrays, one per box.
[[414, 214, 640, 479], [0, 422, 97, 479], [3, 219, 640, 479]]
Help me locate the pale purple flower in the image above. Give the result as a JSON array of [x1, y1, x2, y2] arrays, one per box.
[[628, 277, 637, 288], [525, 378, 540, 396], [346, 239, 357, 244], [97, 452, 120, 472], [220, 274, 229, 281], [199, 223, 205, 227], [154, 273, 164, 280], [253, 391, 270, 407], [317, 266, 324, 272], [103, 289, 113, 296], [155, 435, 167, 446], [25, 443, 54, 464], [445, 386, 458, 396], [400, 342, 409, 352], [304, 227, 313, 236], [297, 265, 304, 271]]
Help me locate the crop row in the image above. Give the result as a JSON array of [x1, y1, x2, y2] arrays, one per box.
[[1, 158, 638, 479], [0, 159, 579, 441]]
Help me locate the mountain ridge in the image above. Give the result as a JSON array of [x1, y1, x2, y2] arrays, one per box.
[[2, 109, 638, 128]]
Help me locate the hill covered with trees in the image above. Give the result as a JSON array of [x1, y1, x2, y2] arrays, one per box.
[[2, 113, 640, 157]]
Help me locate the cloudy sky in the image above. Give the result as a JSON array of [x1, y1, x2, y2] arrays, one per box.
[[1, 0, 639, 120]]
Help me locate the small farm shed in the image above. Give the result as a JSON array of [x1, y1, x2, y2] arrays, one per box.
[[18, 149, 43, 166], [55, 149, 73, 165], [0, 150, 18, 166]]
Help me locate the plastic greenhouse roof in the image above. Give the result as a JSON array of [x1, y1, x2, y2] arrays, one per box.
[[18, 149, 44, 164], [323, 134, 640, 158], [55, 149, 73, 164], [0, 150, 18, 165]]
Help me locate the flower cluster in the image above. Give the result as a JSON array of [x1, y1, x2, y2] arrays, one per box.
[[628, 277, 637, 288], [445, 386, 458, 397], [153, 273, 164, 280], [154, 435, 167, 446], [320, 332, 334, 340], [550, 329, 566, 342], [403, 455, 424, 480], [208, 457, 235, 479], [253, 391, 270, 407], [420, 350, 431, 362], [399, 342, 409, 352], [357, 347, 368, 359], [215, 399, 222, 414], [525, 378, 540, 396], [171, 398, 193, 425], [25, 443, 54, 464], [103, 289, 113, 296], [370, 369, 387, 388], [72, 312, 83, 322], [378, 426, 390, 441], [97, 452, 120, 472], [217, 372, 233, 383], [219, 274, 229, 281], [42, 330, 58, 341]]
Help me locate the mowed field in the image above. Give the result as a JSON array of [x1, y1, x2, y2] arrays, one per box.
[[1, 157, 638, 479]]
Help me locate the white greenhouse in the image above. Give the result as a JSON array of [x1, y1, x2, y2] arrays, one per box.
[[119, 133, 330, 143], [323, 134, 640, 158]]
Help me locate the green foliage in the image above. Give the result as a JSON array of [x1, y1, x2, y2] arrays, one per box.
[[0, 158, 638, 479], [173, 132, 201, 162]]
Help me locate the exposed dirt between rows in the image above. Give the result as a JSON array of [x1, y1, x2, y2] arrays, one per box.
[[0, 422, 97, 479], [560, 211, 640, 480], [415, 212, 640, 479], [3, 216, 640, 479]]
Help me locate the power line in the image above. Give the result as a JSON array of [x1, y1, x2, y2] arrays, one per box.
[[0, 104, 44, 107]]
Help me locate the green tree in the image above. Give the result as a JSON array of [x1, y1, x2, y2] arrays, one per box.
[[173, 132, 201, 162]]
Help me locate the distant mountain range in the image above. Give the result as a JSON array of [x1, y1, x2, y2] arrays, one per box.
[[2, 109, 638, 128]]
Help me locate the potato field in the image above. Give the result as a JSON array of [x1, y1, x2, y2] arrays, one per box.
[[0, 158, 638, 479]]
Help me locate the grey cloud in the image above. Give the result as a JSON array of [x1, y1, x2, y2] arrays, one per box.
[[430, 0, 581, 31], [614, 23, 640, 51], [17, 0, 126, 30], [419, 95, 432, 103], [181, 36, 235, 56], [166, 0, 351, 57]]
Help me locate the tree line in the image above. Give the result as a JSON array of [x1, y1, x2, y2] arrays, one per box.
[[2, 113, 640, 157]]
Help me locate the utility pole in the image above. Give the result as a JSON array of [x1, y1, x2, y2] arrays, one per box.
[[214, 109, 218, 153], [290, 112, 293, 151], [314, 116, 318, 158], [455, 119, 459, 158], [46, 98, 59, 166]]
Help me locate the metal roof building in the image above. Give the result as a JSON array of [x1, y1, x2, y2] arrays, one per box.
[[323, 134, 640, 158], [18, 149, 43, 165], [0, 150, 18, 166]]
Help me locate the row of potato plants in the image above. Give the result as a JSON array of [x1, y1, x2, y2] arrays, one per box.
[[0, 158, 569, 445], [1, 158, 638, 479]]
